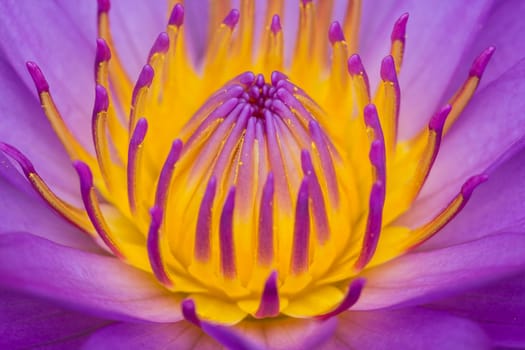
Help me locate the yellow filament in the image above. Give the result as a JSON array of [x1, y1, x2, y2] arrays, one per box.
[[343, 0, 362, 54], [95, 58, 129, 162], [406, 128, 440, 202], [444, 76, 480, 134], [291, 2, 314, 79], [390, 38, 405, 74], [208, 0, 232, 48], [27, 173, 93, 234], [234, 0, 255, 66], [87, 186, 122, 257], [39, 92, 100, 175], [375, 80, 398, 156], [97, 11, 133, 112], [260, 0, 284, 49], [129, 85, 151, 135], [313, 0, 335, 69], [261, 19, 283, 76], [92, 108, 114, 191], [203, 23, 236, 82]]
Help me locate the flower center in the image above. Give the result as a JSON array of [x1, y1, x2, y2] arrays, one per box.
[[0, 0, 494, 325]]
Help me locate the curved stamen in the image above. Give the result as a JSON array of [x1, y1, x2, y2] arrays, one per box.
[[74, 161, 122, 257], [127, 118, 148, 213], [147, 206, 173, 287], [0, 143, 93, 234]]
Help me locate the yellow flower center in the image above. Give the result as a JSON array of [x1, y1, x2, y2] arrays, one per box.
[[1, 0, 494, 325]]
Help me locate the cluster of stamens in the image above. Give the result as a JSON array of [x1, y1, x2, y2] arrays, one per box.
[[0, 0, 495, 325]]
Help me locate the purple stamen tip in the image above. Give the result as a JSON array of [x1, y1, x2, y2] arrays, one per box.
[[94, 84, 109, 113], [73, 161, 94, 193], [132, 64, 154, 102], [469, 46, 496, 78], [137, 64, 155, 88], [270, 14, 281, 34], [223, 9, 240, 29], [461, 174, 488, 199], [182, 299, 201, 327], [26, 61, 49, 93], [391, 13, 409, 42], [347, 54, 364, 76], [301, 0, 313, 5], [380, 55, 397, 82], [255, 271, 280, 318], [95, 38, 111, 64], [169, 3, 184, 27], [271, 71, 287, 86], [328, 21, 345, 45], [238, 71, 256, 85], [130, 118, 148, 146], [149, 32, 170, 58], [97, 0, 110, 13], [363, 104, 379, 127], [0, 142, 36, 176], [429, 104, 452, 132]]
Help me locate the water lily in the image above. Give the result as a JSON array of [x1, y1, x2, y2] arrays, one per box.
[[1, 0, 524, 348]]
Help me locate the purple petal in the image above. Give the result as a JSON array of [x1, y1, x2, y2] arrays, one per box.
[[0, 233, 182, 322], [0, 290, 109, 349], [0, 59, 79, 199], [429, 271, 525, 348], [358, 1, 493, 138], [357, 232, 525, 310], [321, 307, 488, 349], [83, 321, 218, 350], [0, 1, 96, 148], [417, 148, 525, 249], [408, 60, 525, 226], [108, 0, 165, 76], [443, 0, 525, 94], [0, 173, 98, 251], [234, 317, 338, 350]]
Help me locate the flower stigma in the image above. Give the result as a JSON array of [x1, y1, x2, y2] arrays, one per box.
[[0, 0, 495, 326]]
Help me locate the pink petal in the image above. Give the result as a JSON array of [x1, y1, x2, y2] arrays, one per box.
[[357, 232, 525, 310], [0, 233, 182, 323], [0, 290, 109, 349], [321, 307, 488, 349]]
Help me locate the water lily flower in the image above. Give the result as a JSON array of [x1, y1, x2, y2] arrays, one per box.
[[1, 0, 525, 348]]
